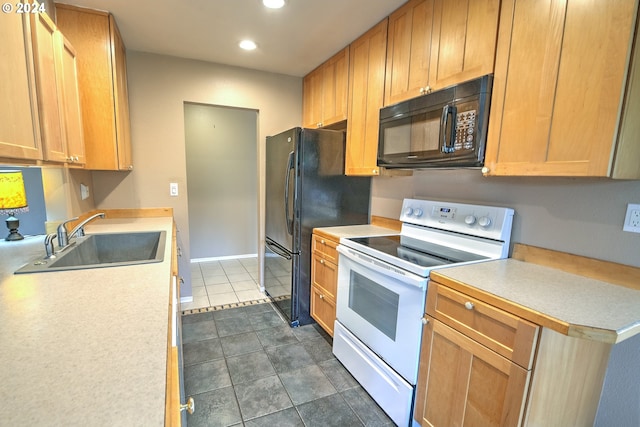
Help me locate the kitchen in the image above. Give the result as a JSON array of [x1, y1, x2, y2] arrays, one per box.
[[1, 0, 639, 426]]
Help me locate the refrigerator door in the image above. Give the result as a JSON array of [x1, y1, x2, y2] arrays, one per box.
[[265, 128, 298, 253]]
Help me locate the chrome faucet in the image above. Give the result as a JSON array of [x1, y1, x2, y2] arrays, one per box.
[[56, 213, 106, 250]]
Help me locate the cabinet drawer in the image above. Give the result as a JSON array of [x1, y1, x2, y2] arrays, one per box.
[[311, 284, 336, 337], [311, 253, 337, 299], [312, 234, 338, 263], [426, 282, 539, 369]]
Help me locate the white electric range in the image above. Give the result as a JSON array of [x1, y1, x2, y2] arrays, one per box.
[[333, 198, 514, 426]]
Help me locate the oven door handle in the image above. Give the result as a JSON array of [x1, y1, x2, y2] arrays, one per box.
[[337, 245, 428, 290]]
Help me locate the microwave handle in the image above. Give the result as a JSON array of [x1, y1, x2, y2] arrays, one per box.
[[441, 105, 457, 153]]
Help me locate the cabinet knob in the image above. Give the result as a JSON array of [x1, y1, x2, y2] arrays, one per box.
[[180, 396, 195, 414], [421, 316, 429, 325], [373, 169, 379, 175], [319, 294, 324, 299], [481, 166, 490, 175], [128, 165, 134, 170], [464, 301, 475, 310], [320, 239, 325, 244], [320, 259, 325, 265]]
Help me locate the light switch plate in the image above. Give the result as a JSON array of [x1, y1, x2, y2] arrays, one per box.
[[80, 183, 90, 200], [623, 203, 640, 233], [170, 182, 178, 197]]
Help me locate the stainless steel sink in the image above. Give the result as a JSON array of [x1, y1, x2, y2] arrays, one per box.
[[15, 231, 166, 274]]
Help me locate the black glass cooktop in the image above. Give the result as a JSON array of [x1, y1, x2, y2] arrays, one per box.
[[348, 235, 488, 268]]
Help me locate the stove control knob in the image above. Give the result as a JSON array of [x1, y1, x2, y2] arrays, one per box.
[[464, 215, 477, 225], [478, 216, 492, 228], [404, 207, 414, 216], [413, 208, 423, 218]]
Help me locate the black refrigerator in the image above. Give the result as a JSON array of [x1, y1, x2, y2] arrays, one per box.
[[264, 127, 371, 327]]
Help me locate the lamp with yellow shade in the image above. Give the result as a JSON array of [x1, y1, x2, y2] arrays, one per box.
[[0, 171, 29, 241]]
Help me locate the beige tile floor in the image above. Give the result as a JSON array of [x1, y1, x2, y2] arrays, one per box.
[[181, 257, 267, 312]]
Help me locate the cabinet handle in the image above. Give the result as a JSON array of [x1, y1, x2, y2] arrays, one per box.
[[180, 396, 195, 414], [464, 301, 475, 310], [421, 316, 429, 325]]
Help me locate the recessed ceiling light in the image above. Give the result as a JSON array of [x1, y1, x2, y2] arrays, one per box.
[[263, 0, 286, 9], [239, 40, 257, 51]]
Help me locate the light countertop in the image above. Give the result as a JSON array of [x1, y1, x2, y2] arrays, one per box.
[[0, 217, 174, 426], [431, 259, 640, 344], [313, 224, 399, 240]]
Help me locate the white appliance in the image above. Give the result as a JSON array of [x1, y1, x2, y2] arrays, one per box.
[[333, 198, 514, 426]]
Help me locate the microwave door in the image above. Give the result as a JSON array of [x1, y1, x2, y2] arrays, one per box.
[[378, 110, 444, 167]]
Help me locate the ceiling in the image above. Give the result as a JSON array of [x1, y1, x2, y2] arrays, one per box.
[[57, 0, 407, 77]]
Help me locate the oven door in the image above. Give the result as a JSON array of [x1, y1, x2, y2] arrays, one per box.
[[335, 244, 428, 384]]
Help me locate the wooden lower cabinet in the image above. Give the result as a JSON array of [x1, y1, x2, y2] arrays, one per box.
[[415, 280, 614, 427], [415, 316, 530, 427], [310, 233, 339, 336]]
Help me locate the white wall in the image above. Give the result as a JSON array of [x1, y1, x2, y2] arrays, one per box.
[[91, 52, 302, 296]]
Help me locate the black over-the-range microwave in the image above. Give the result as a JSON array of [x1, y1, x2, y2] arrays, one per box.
[[378, 74, 493, 169]]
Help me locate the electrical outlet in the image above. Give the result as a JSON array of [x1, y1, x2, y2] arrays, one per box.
[[170, 182, 178, 197], [623, 203, 640, 233]]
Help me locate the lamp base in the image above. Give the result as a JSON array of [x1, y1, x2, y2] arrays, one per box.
[[5, 214, 24, 241]]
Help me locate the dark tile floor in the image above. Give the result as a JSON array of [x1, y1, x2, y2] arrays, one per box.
[[181, 302, 395, 427]]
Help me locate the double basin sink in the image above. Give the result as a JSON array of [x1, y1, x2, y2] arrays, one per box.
[[15, 231, 166, 274]]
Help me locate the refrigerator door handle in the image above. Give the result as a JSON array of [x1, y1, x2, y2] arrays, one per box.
[[284, 150, 295, 236], [266, 239, 292, 260]]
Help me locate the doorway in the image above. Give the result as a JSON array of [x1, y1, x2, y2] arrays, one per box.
[[184, 103, 258, 260]]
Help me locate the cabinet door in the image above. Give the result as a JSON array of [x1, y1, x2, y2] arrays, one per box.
[[485, 0, 637, 177], [0, 12, 41, 161], [110, 15, 133, 171], [302, 66, 323, 128], [428, 0, 500, 90], [415, 317, 529, 427], [322, 47, 349, 126], [385, 0, 435, 106], [310, 285, 336, 337], [346, 19, 388, 176], [32, 11, 66, 162], [311, 253, 337, 300], [56, 32, 85, 165]]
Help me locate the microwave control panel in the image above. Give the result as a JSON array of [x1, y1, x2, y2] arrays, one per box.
[[454, 109, 477, 151]]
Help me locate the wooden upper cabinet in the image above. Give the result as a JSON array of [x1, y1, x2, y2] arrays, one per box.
[[56, 32, 85, 165], [31, 11, 65, 163], [429, 0, 500, 89], [385, 0, 435, 106], [484, 0, 640, 178], [302, 66, 323, 128], [346, 19, 388, 176], [55, 4, 133, 171], [385, 0, 500, 106], [31, 10, 85, 166], [0, 12, 42, 161], [302, 47, 349, 129]]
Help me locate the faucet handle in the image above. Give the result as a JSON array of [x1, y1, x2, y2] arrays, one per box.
[[57, 217, 78, 247]]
